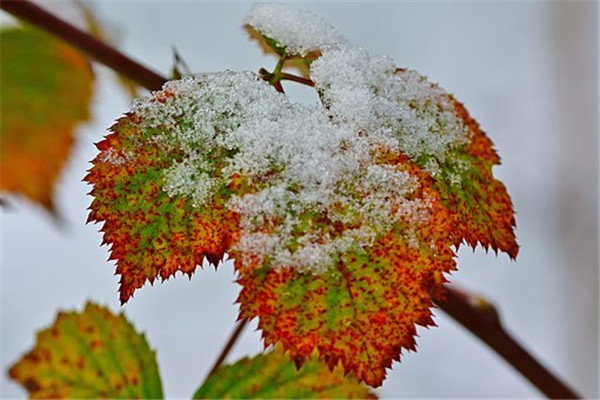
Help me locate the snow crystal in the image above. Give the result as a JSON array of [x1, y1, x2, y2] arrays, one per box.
[[245, 3, 347, 57]]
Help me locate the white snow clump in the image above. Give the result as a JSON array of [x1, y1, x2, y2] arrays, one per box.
[[245, 2, 347, 56]]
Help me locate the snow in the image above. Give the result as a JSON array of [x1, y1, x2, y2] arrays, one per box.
[[311, 47, 471, 176], [98, 148, 135, 166], [245, 2, 347, 56]]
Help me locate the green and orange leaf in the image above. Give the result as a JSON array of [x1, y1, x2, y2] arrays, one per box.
[[384, 69, 518, 259], [85, 115, 240, 304], [433, 98, 518, 258], [86, 41, 517, 389], [9, 302, 163, 399], [193, 346, 376, 399], [0, 25, 94, 212], [234, 155, 456, 387]]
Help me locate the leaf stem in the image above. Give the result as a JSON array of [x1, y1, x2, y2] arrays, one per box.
[[279, 72, 315, 87], [263, 57, 287, 93], [271, 56, 286, 80], [205, 318, 249, 378], [436, 285, 582, 399], [0, 0, 167, 91]]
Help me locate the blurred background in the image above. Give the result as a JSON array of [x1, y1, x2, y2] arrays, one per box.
[[1, 2, 598, 398]]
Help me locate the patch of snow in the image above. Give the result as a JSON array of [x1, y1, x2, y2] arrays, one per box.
[[245, 2, 347, 56], [311, 47, 471, 175]]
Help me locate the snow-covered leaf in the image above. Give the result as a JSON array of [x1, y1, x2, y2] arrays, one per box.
[[311, 50, 518, 258], [86, 71, 459, 386], [86, 3, 517, 387], [235, 155, 457, 387]]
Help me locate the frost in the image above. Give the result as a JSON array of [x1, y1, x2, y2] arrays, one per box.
[[245, 3, 347, 56], [311, 47, 471, 174], [99, 148, 135, 166]]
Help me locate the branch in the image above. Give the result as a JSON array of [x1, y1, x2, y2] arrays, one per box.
[[205, 318, 249, 378], [0, 0, 167, 91], [436, 285, 581, 399], [279, 72, 315, 87]]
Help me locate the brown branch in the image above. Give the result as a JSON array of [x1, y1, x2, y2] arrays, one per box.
[[205, 318, 249, 378], [279, 72, 315, 87], [0, 0, 167, 91], [272, 80, 285, 94], [436, 285, 582, 399]]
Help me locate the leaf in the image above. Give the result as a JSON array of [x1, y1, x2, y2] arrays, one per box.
[[87, 65, 517, 387], [0, 25, 94, 212], [388, 69, 517, 258], [9, 302, 163, 399], [431, 97, 519, 258], [193, 346, 376, 399], [85, 116, 240, 303], [234, 155, 457, 387]]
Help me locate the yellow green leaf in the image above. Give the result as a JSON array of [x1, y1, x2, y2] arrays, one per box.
[[193, 346, 376, 399], [9, 302, 163, 399], [0, 25, 94, 212]]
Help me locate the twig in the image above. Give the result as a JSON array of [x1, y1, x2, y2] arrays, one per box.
[[279, 72, 315, 87], [0, 0, 167, 91], [272, 80, 285, 94], [1, 3, 584, 397], [205, 318, 249, 378], [258, 67, 286, 93], [436, 285, 581, 399], [258, 68, 314, 89]]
